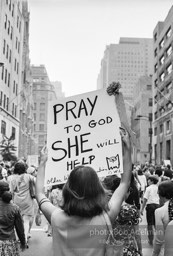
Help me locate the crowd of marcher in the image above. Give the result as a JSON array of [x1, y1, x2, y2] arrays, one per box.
[[0, 127, 173, 256]]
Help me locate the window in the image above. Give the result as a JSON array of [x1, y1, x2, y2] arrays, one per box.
[[16, 83, 18, 95], [14, 105, 17, 117], [154, 33, 157, 42], [11, 127, 15, 139], [159, 38, 164, 49], [7, 20, 10, 34], [10, 26, 13, 39], [154, 79, 158, 87], [149, 98, 153, 107], [154, 48, 157, 57], [166, 140, 171, 160], [154, 127, 157, 136], [6, 97, 9, 111], [159, 55, 164, 65], [3, 40, 6, 54], [154, 63, 158, 73], [160, 142, 163, 163], [9, 49, 11, 63], [40, 103, 45, 111], [6, 44, 9, 59], [34, 103, 36, 110], [0, 92, 3, 106], [34, 114, 36, 121], [39, 113, 45, 121], [12, 4, 14, 16], [160, 124, 163, 133], [1, 121, 6, 135], [4, 14, 7, 29], [8, 73, 10, 87], [1, 66, 4, 80], [39, 124, 44, 131], [166, 63, 172, 75], [166, 27, 171, 38], [5, 69, 7, 84], [166, 45, 172, 56], [160, 72, 165, 82], [166, 120, 171, 132]]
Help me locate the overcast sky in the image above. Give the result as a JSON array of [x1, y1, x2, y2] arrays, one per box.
[[28, 0, 173, 97]]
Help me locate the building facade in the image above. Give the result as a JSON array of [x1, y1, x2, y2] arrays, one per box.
[[153, 6, 173, 165], [31, 65, 58, 156], [97, 37, 153, 107], [131, 75, 153, 164], [0, 0, 25, 158], [18, 1, 35, 159]]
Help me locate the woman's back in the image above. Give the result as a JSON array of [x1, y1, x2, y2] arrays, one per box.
[[51, 208, 109, 256]]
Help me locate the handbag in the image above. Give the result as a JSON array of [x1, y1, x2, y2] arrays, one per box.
[[29, 177, 36, 198]]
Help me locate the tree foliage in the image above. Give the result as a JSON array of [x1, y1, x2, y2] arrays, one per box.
[[0, 135, 17, 162]]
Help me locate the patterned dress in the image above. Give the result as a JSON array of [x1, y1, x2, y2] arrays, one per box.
[[111, 203, 141, 256]]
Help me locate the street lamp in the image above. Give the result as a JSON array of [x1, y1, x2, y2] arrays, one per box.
[[134, 115, 152, 164]]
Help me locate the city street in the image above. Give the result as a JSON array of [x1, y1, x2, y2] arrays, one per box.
[[20, 211, 158, 256]]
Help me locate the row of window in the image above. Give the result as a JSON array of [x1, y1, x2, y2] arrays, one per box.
[[34, 123, 45, 132], [0, 91, 17, 118], [33, 102, 46, 111], [1, 120, 16, 139], [33, 113, 45, 121], [154, 26, 172, 45], [154, 120, 171, 136]]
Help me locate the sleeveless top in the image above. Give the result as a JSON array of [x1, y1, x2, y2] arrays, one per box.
[[51, 208, 110, 256]]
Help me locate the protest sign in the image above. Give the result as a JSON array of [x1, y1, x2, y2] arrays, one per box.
[[45, 88, 123, 185]]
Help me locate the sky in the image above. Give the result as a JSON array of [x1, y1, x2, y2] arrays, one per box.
[[28, 0, 173, 97]]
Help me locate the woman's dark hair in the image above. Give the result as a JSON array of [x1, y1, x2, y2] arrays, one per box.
[[102, 175, 120, 192], [158, 181, 173, 199], [138, 169, 143, 176], [0, 181, 12, 203], [61, 165, 108, 217], [148, 175, 158, 184], [2, 191, 12, 203], [13, 161, 27, 175], [155, 167, 163, 177]]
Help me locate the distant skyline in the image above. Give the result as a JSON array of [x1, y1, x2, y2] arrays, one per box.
[[28, 0, 173, 97]]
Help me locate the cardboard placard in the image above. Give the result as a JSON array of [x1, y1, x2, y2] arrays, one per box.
[[45, 88, 123, 185]]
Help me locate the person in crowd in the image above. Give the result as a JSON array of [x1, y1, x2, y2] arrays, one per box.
[[125, 172, 141, 211], [36, 126, 132, 256], [46, 183, 64, 237], [26, 166, 37, 239], [155, 166, 163, 184], [162, 168, 173, 181], [0, 180, 26, 255], [137, 168, 147, 204], [152, 180, 173, 256], [9, 161, 36, 247], [140, 175, 160, 246], [103, 175, 142, 256]]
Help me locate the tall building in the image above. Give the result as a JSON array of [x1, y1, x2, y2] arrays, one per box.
[[31, 65, 58, 155], [18, 1, 35, 159], [132, 75, 153, 164], [97, 38, 153, 107], [0, 0, 25, 157], [153, 6, 173, 165]]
